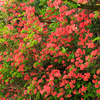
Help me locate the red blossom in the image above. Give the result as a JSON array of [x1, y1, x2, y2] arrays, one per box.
[[81, 85, 87, 92], [95, 84, 99, 88], [86, 43, 95, 48], [34, 88, 37, 94], [96, 70, 100, 75], [92, 79, 98, 83], [60, 98, 64, 100], [6, 24, 14, 30], [67, 94, 71, 98], [71, 59, 75, 63], [57, 92, 63, 98], [96, 89, 100, 94], [0, 74, 3, 80], [24, 74, 30, 80], [79, 64, 85, 70], [0, 56, 3, 61], [48, 65, 53, 69], [94, 74, 97, 79], [73, 90, 76, 94], [24, 90, 27, 95]]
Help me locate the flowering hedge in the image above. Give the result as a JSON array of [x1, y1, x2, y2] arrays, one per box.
[[0, 0, 100, 100]]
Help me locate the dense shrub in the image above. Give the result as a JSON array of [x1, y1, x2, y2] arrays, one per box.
[[0, 0, 100, 100]]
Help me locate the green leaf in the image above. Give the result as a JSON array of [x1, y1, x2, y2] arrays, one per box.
[[90, 69, 95, 74], [10, 79, 13, 83], [29, 41, 36, 47], [33, 61, 39, 67], [16, 72, 22, 78], [68, 53, 74, 59], [12, 71, 17, 77], [33, 40, 38, 44], [40, 9, 46, 15], [69, 65, 74, 71], [0, 38, 5, 43], [5, 79, 9, 82], [36, 92, 40, 99], [54, 79, 58, 83], [94, 11, 99, 18], [21, 30, 28, 33], [88, 82, 92, 86], [88, 93, 94, 97], [69, 90, 72, 93], [84, 94, 88, 98], [28, 32, 34, 38], [94, 11, 99, 14], [58, 58, 62, 64], [10, 71, 13, 74], [72, 4, 78, 8], [77, 4, 81, 6], [23, 37, 28, 42], [92, 37, 100, 42], [49, 47, 55, 51], [77, 78, 81, 80], [38, 27, 43, 32], [66, 84, 70, 88], [13, 18, 18, 21], [77, 83, 81, 88], [27, 84, 34, 94], [61, 47, 66, 53], [63, 0, 68, 4], [24, 83, 28, 88]]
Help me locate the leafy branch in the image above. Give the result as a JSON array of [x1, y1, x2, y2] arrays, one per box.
[[34, 12, 56, 24], [66, 0, 100, 11]]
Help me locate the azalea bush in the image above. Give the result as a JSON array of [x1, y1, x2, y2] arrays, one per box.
[[0, 0, 100, 100]]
